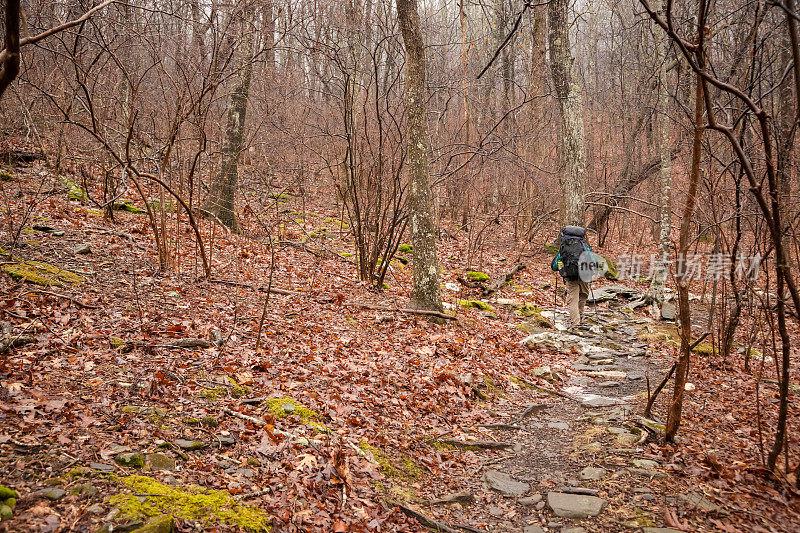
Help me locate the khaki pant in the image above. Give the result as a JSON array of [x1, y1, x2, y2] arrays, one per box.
[[565, 280, 589, 327]]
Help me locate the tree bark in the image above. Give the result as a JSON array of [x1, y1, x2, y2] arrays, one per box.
[[666, 47, 705, 443], [548, 0, 586, 227], [200, 6, 255, 232], [0, 0, 21, 100], [647, 0, 672, 305], [396, 0, 443, 313]]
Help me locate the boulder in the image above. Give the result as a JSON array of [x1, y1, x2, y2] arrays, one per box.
[[482, 470, 530, 497], [547, 492, 606, 518], [660, 301, 677, 321]]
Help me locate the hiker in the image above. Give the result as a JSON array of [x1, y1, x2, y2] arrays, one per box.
[[551, 226, 598, 328]]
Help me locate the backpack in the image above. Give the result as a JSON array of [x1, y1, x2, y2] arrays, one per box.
[[554, 226, 590, 281]]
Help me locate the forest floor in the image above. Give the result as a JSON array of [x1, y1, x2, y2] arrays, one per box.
[[1, 160, 799, 532]]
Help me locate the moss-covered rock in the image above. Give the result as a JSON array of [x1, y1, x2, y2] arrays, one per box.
[[110, 475, 270, 531], [596, 254, 618, 280], [457, 299, 496, 318], [515, 304, 553, 328], [61, 176, 86, 201], [2, 259, 85, 287], [0, 504, 11, 521], [146, 453, 177, 472], [265, 398, 325, 430], [113, 201, 146, 214], [130, 515, 175, 533], [0, 487, 18, 501], [465, 270, 490, 283], [115, 453, 145, 468], [398, 244, 413, 254], [693, 342, 714, 355]]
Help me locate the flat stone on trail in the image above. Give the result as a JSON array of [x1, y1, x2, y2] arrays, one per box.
[[579, 466, 608, 480], [643, 529, 684, 533], [174, 439, 206, 450], [679, 492, 721, 512], [90, 462, 115, 472], [483, 470, 530, 497], [147, 453, 177, 471], [547, 491, 606, 518], [518, 494, 543, 506], [590, 370, 627, 380], [580, 394, 624, 408], [632, 459, 659, 469], [40, 488, 66, 501], [598, 380, 620, 388]]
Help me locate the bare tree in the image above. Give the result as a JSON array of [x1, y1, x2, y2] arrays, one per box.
[[396, 0, 443, 312]]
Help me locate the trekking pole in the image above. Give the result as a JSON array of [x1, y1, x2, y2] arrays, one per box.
[[554, 274, 558, 327]]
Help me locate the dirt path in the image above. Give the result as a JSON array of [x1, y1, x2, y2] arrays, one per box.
[[418, 295, 716, 533]]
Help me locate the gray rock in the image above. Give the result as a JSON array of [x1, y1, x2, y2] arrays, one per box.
[[518, 494, 543, 506], [547, 492, 606, 518], [73, 243, 92, 255], [147, 453, 176, 471], [40, 488, 66, 501], [115, 452, 145, 468], [535, 501, 545, 510], [282, 402, 295, 414], [90, 462, 115, 472], [580, 395, 624, 408], [174, 439, 205, 450], [483, 470, 530, 497], [598, 380, 620, 388], [587, 285, 643, 304], [643, 529, 684, 533], [87, 504, 105, 515], [488, 506, 503, 517], [632, 459, 659, 469], [547, 422, 569, 430], [679, 492, 720, 512], [563, 528, 587, 533], [660, 301, 677, 321], [626, 371, 645, 380], [579, 466, 608, 480]]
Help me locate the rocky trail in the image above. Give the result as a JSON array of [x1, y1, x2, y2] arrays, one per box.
[[414, 289, 718, 533]]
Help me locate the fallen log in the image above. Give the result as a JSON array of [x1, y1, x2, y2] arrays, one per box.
[[434, 438, 515, 450], [397, 504, 473, 533], [481, 263, 525, 297], [345, 302, 457, 321]]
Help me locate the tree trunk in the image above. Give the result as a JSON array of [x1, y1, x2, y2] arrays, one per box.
[[396, 0, 443, 313], [200, 7, 255, 232], [666, 60, 704, 443], [647, 0, 672, 305], [0, 0, 21, 100], [548, 0, 586, 227]]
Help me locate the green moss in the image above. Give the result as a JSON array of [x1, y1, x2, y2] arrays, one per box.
[[183, 416, 219, 428], [0, 487, 18, 501], [114, 201, 146, 214], [268, 192, 289, 204], [465, 271, 490, 283], [358, 441, 422, 480], [3, 259, 85, 287], [0, 504, 11, 521], [61, 176, 86, 201], [130, 515, 174, 533], [398, 244, 413, 254], [339, 252, 354, 258], [693, 342, 714, 355], [115, 453, 145, 468], [200, 387, 225, 402], [0, 170, 13, 181], [596, 254, 618, 281], [265, 398, 325, 430], [4, 498, 16, 509], [227, 377, 251, 399], [110, 475, 270, 531], [515, 304, 552, 328], [110, 337, 127, 349], [457, 299, 496, 313]]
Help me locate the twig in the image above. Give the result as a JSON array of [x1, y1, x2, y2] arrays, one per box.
[[20, 289, 100, 309], [208, 278, 295, 296], [481, 263, 526, 297]]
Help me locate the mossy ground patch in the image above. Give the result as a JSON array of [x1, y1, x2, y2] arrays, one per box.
[[110, 475, 270, 531]]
